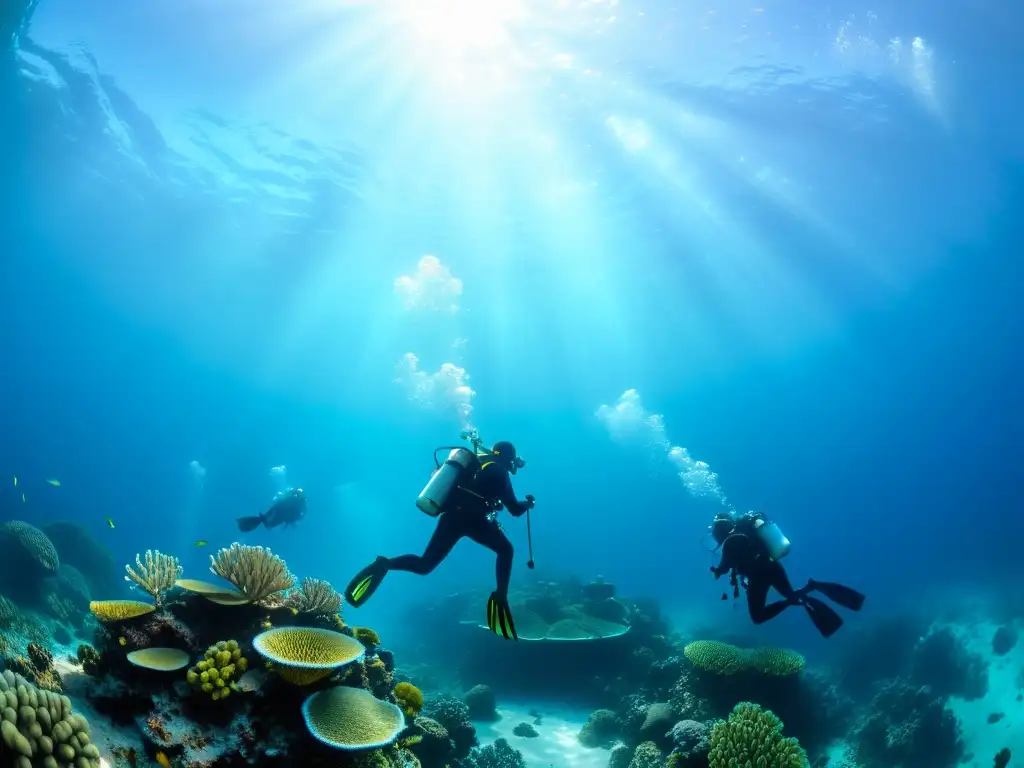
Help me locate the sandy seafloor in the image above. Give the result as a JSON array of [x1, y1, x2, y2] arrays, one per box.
[[475, 703, 609, 768]]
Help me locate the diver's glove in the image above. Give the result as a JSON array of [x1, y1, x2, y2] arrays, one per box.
[[524, 494, 536, 509]]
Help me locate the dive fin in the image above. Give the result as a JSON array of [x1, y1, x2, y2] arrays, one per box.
[[344, 557, 389, 608], [486, 592, 518, 641], [807, 579, 865, 612], [236, 515, 264, 533], [803, 595, 844, 638]]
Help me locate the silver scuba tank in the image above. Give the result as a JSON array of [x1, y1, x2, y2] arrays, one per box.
[[752, 517, 791, 561], [415, 447, 477, 517]]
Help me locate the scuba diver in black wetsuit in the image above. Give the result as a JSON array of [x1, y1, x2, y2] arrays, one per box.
[[344, 432, 535, 641], [709, 510, 865, 638]]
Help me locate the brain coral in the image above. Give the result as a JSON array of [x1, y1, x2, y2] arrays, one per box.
[[302, 685, 406, 749], [1, 521, 60, 574], [0, 668, 101, 767], [707, 702, 808, 768], [253, 627, 364, 685], [684, 640, 805, 676]]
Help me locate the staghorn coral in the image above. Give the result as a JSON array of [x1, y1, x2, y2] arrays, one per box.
[[186, 640, 248, 700], [302, 685, 406, 749], [707, 702, 808, 768], [0, 668, 100, 767], [394, 682, 424, 718], [209, 543, 295, 603], [287, 577, 343, 616], [124, 550, 182, 607]]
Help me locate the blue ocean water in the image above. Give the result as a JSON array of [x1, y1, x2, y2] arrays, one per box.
[[2, 0, 1022, 678]]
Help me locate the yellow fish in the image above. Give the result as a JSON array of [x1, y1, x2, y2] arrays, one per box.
[[194, 540, 208, 547], [46, 479, 60, 487], [155, 751, 171, 768], [21, 493, 25, 503], [105, 517, 115, 529], [118, 637, 127, 647], [13, 476, 17, 486]]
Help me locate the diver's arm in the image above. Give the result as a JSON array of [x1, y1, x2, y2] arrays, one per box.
[[498, 472, 533, 517], [712, 538, 737, 578]]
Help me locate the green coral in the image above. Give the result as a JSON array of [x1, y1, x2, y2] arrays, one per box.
[[0, 668, 100, 767], [707, 702, 808, 768], [186, 639, 248, 701], [684, 640, 805, 676]]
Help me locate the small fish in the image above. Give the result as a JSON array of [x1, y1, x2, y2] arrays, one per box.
[[194, 540, 208, 547], [118, 637, 127, 647], [155, 752, 171, 768], [105, 517, 115, 529], [13, 476, 17, 486], [21, 493, 26, 503], [46, 479, 60, 487]]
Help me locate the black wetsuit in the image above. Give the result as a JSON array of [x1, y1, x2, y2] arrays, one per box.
[[386, 462, 533, 598], [713, 529, 801, 624]]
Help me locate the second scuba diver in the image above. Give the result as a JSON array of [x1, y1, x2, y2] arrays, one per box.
[[344, 436, 535, 641], [237, 487, 307, 532], [709, 510, 865, 638]]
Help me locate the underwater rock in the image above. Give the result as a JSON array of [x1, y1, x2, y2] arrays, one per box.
[[465, 684, 499, 721], [609, 743, 632, 768], [409, 715, 454, 766], [638, 702, 674, 747], [582, 578, 617, 602], [992, 625, 1018, 656]]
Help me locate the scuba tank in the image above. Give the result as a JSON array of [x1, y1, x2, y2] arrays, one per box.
[[751, 516, 791, 561], [415, 447, 479, 517]]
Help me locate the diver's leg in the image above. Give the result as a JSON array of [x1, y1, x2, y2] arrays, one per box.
[[387, 514, 462, 576], [749, 563, 797, 623], [466, 519, 514, 597]]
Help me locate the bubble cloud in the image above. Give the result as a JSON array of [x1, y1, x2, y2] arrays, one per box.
[[269, 465, 289, 492], [395, 352, 476, 428], [596, 389, 727, 504], [394, 255, 463, 313], [189, 460, 206, 485]]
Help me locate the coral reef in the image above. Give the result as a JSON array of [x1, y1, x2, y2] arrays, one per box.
[[0, 668, 100, 767], [464, 737, 526, 768], [124, 550, 182, 608], [422, 696, 479, 758], [393, 682, 424, 718], [910, 626, 989, 700], [578, 708, 620, 748], [40, 522, 119, 597], [209, 544, 295, 603], [287, 577, 343, 617], [848, 679, 963, 768], [186, 639, 249, 700], [253, 626, 364, 685], [707, 702, 808, 768], [464, 684, 498, 721], [301, 685, 406, 749], [684, 640, 805, 676]]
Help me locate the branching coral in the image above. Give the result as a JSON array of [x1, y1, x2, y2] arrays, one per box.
[[124, 550, 182, 607], [708, 702, 808, 768], [287, 577, 343, 616], [186, 640, 249, 701], [209, 543, 295, 603]]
